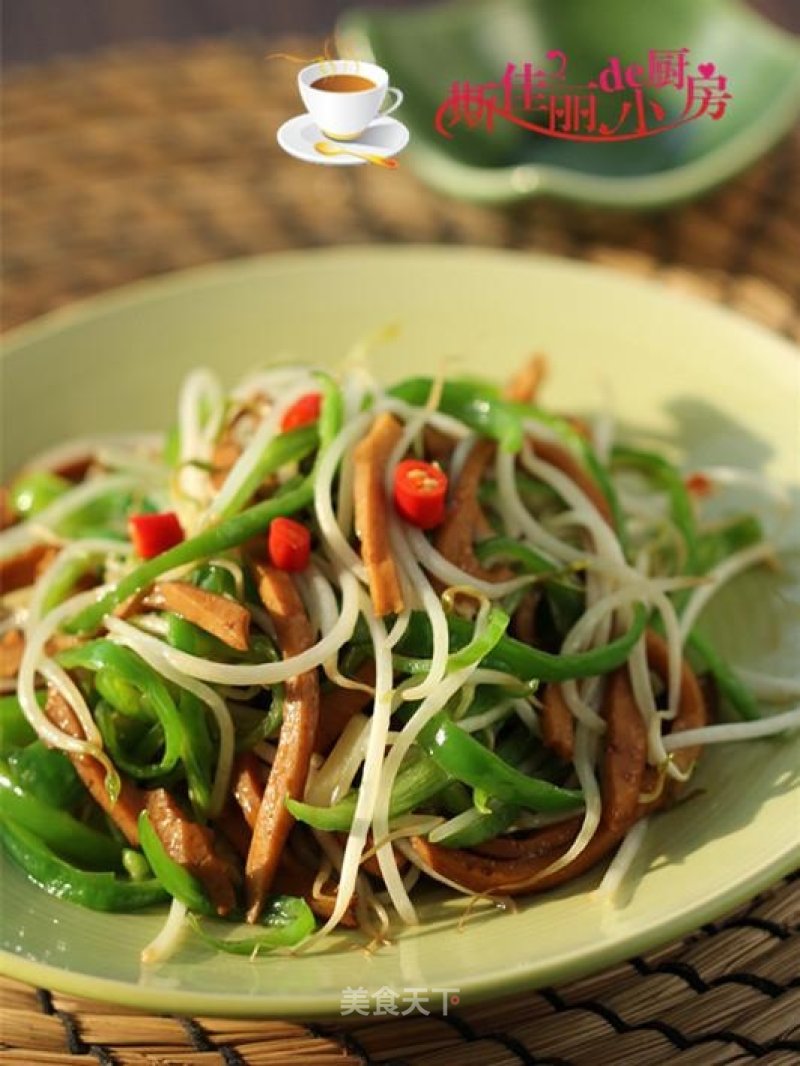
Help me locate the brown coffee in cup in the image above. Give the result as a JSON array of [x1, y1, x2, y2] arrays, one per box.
[[299, 61, 404, 140], [310, 74, 376, 93]]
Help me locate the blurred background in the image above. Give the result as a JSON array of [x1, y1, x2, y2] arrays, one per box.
[[2, 0, 799, 339], [3, 0, 800, 63]]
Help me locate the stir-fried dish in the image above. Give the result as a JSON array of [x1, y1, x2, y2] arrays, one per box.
[[1, 356, 798, 962]]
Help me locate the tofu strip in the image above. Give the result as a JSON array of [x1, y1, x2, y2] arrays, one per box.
[[504, 354, 548, 404], [245, 563, 319, 921], [45, 687, 145, 847], [435, 439, 512, 583], [143, 581, 251, 651], [353, 412, 405, 617]]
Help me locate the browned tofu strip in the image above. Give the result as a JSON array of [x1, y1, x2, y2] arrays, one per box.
[[273, 847, 358, 928], [334, 831, 409, 879], [0, 487, 16, 532], [51, 454, 94, 483], [645, 629, 709, 780], [0, 631, 81, 681], [601, 666, 647, 832], [232, 751, 265, 830], [353, 412, 405, 617], [469, 815, 582, 860], [314, 662, 376, 755], [504, 354, 548, 404], [146, 788, 237, 916], [540, 682, 575, 763], [143, 581, 251, 652], [0, 544, 57, 595], [245, 564, 319, 922], [214, 801, 252, 860], [435, 439, 512, 584], [411, 816, 626, 895], [0, 630, 24, 679], [511, 589, 539, 647], [210, 437, 242, 491], [422, 425, 457, 465], [45, 687, 145, 847], [529, 437, 614, 527]]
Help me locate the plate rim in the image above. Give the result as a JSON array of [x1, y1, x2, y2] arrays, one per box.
[[1, 843, 799, 1017], [1, 245, 798, 1016], [3, 244, 799, 363]]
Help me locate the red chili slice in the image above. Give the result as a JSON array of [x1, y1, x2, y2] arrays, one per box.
[[281, 392, 322, 433], [128, 512, 184, 559], [685, 473, 714, 497], [393, 459, 448, 530], [268, 517, 311, 572]]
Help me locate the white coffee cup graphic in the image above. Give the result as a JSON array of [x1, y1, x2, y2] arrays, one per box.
[[298, 59, 403, 141]]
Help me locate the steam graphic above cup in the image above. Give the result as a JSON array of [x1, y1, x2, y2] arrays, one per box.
[[298, 60, 404, 142]]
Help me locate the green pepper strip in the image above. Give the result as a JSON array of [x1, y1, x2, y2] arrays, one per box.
[[215, 423, 318, 521], [476, 536, 557, 578], [7, 740, 83, 808], [389, 377, 523, 453], [475, 535, 584, 633], [695, 515, 764, 573], [443, 797, 518, 848], [9, 470, 71, 519], [287, 755, 451, 831], [0, 764, 122, 869], [187, 895, 315, 955], [165, 613, 280, 666], [517, 403, 629, 553], [137, 809, 214, 915], [479, 471, 559, 512], [687, 631, 760, 721], [612, 447, 764, 720], [59, 491, 136, 541], [612, 445, 699, 571], [58, 641, 184, 776], [395, 606, 646, 683], [93, 703, 165, 780], [233, 689, 284, 752], [42, 555, 102, 615], [190, 563, 237, 598], [178, 690, 215, 819], [392, 608, 516, 679], [0, 692, 39, 755], [0, 818, 166, 911], [417, 713, 582, 813], [122, 848, 152, 881], [95, 668, 150, 719], [689, 515, 763, 720], [65, 375, 343, 635], [447, 607, 509, 672], [439, 731, 561, 848]]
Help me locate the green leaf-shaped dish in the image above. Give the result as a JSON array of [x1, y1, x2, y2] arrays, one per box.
[[338, 0, 800, 207]]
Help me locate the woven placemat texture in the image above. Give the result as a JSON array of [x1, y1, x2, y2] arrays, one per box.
[[0, 879, 798, 1064], [1, 34, 799, 1066], [2, 35, 799, 339]]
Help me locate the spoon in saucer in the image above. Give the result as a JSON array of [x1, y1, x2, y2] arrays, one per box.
[[314, 141, 398, 168]]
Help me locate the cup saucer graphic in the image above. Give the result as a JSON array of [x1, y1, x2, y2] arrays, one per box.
[[277, 114, 410, 166]]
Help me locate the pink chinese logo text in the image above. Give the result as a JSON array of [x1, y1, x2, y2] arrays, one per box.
[[435, 48, 731, 142]]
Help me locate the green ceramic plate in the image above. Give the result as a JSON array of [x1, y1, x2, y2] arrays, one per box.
[[338, 0, 800, 206], [1, 248, 798, 1017]]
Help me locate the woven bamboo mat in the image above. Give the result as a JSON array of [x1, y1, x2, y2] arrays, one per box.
[[1, 34, 799, 1066]]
